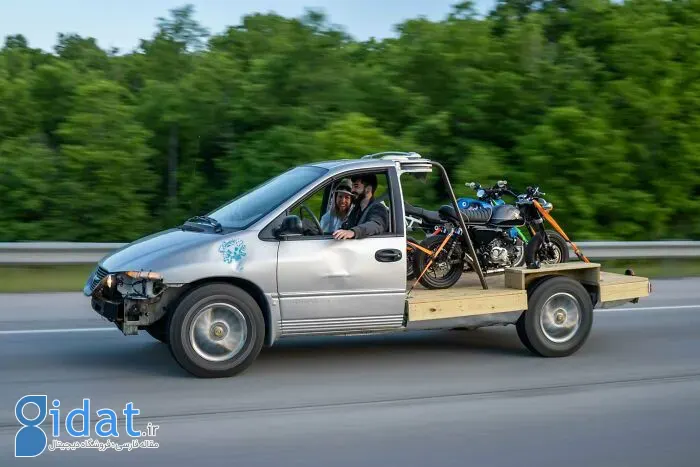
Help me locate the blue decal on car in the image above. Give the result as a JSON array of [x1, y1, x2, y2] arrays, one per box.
[[219, 239, 247, 270]]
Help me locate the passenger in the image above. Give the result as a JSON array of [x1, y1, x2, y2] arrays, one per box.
[[333, 173, 389, 240], [320, 178, 355, 234]]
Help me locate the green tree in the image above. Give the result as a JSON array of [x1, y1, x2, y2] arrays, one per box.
[[55, 80, 155, 241]]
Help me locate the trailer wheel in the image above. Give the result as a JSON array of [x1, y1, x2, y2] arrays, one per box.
[[168, 283, 265, 378], [515, 314, 535, 353], [517, 276, 593, 357]]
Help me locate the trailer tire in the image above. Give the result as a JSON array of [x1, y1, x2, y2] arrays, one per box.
[[515, 313, 535, 353], [518, 276, 593, 357], [168, 283, 265, 378]]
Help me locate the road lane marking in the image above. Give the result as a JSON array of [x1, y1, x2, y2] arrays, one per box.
[[0, 327, 115, 335], [596, 305, 700, 312]]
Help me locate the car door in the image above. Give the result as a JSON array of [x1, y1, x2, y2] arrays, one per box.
[[275, 167, 407, 337]]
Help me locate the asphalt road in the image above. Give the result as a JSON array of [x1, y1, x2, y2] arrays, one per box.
[[1, 278, 700, 466]]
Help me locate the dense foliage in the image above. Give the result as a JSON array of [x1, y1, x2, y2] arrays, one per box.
[[1, 0, 699, 242]]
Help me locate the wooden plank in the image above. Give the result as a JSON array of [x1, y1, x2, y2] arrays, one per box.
[[408, 289, 527, 321], [505, 262, 601, 290], [599, 271, 650, 302], [407, 273, 527, 322]]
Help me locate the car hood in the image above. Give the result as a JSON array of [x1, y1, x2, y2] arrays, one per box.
[[100, 228, 221, 273]]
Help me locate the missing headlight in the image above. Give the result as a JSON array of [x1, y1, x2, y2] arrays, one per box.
[[117, 273, 166, 299]]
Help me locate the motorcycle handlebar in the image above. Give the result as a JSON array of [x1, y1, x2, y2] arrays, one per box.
[[465, 180, 545, 200]]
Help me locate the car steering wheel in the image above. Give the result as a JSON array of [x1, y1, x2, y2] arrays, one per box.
[[299, 205, 323, 235]]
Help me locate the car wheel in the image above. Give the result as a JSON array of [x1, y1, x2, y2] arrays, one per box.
[[168, 283, 265, 378], [144, 317, 170, 344], [517, 276, 593, 357]]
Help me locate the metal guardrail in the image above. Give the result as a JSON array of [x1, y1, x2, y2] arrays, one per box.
[[0, 241, 699, 265], [0, 242, 124, 265], [565, 241, 700, 260]]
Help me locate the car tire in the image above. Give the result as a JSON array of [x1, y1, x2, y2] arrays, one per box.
[[168, 283, 265, 378], [144, 317, 170, 344], [517, 276, 593, 357]]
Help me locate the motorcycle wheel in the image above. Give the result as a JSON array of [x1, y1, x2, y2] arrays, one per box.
[[414, 234, 464, 290], [525, 231, 570, 266], [510, 237, 526, 268], [406, 237, 418, 280]]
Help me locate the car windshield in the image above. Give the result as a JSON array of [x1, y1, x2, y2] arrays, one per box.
[[207, 165, 328, 229]]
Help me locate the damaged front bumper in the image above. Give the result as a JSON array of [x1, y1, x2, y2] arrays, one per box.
[[84, 266, 175, 335]]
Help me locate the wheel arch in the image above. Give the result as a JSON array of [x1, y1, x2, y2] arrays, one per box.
[[162, 276, 274, 347]]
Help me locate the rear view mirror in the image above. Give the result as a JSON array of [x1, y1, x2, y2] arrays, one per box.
[[274, 215, 304, 239]]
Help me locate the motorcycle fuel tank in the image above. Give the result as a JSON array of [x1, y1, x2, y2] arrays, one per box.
[[488, 205, 525, 227]]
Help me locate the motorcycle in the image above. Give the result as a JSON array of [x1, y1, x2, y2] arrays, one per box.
[[405, 199, 527, 289], [461, 181, 572, 267], [514, 185, 589, 268], [459, 180, 527, 243], [408, 181, 585, 289], [404, 202, 446, 281]]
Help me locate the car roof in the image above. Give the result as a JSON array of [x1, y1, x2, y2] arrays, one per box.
[[305, 152, 431, 173]]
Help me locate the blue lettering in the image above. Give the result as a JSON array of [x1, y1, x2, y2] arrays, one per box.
[[123, 403, 140, 437], [65, 399, 90, 437], [50, 399, 60, 437], [14, 395, 48, 458], [95, 409, 119, 437]]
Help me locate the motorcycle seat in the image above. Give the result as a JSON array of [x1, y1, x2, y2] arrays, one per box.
[[404, 202, 443, 225], [439, 205, 492, 225]]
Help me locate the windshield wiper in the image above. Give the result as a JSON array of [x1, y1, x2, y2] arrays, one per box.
[[185, 215, 223, 233]]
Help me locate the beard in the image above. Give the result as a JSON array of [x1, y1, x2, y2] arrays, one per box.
[[354, 189, 368, 202]]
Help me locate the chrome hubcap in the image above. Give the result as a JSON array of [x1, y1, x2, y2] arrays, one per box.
[[539, 292, 581, 343], [190, 303, 248, 362]]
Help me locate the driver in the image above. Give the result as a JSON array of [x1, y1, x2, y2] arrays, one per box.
[[320, 178, 355, 234], [333, 173, 389, 240]]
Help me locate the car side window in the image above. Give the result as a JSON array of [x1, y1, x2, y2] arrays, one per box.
[[287, 183, 331, 237]]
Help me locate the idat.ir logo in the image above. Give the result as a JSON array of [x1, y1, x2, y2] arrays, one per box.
[[15, 395, 159, 457]]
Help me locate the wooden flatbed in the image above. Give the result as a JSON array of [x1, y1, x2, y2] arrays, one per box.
[[406, 262, 650, 324]]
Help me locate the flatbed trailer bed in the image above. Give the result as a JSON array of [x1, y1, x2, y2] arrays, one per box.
[[405, 262, 650, 356]]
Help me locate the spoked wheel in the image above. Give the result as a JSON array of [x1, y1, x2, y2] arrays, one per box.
[[414, 234, 464, 289], [508, 238, 526, 268], [406, 237, 418, 280], [525, 230, 570, 267]]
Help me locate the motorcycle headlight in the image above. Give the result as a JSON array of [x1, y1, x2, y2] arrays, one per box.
[[477, 189, 485, 198]]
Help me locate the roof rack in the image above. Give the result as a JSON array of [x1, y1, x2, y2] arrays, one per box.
[[360, 151, 425, 161]]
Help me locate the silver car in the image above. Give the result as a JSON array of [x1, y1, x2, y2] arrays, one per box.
[[83, 152, 650, 378]]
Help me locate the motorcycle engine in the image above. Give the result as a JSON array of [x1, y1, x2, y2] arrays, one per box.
[[481, 236, 521, 268], [489, 246, 510, 266]]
